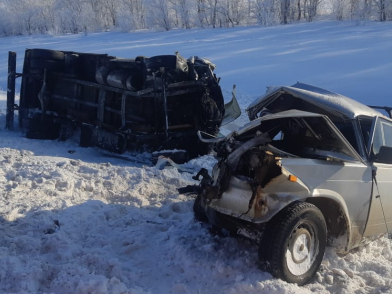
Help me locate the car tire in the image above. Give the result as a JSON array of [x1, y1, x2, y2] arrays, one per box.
[[259, 202, 326, 285], [193, 194, 208, 223]]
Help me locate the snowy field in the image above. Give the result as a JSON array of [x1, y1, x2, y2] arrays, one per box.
[[1, 21, 392, 293]]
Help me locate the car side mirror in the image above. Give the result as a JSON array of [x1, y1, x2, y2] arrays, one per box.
[[374, 146, 392, 164]]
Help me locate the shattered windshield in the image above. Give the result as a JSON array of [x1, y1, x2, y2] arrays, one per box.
[[237, 115, 359, 161]]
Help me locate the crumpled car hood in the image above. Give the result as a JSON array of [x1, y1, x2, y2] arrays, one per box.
[[235, 110, 364, 163], [247, 82, 384, 121]]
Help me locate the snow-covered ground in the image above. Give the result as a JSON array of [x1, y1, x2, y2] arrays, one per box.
[[1, 21, 392, 294]]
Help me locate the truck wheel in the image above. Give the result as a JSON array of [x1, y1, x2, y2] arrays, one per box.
[[145, 55, 177, 70], [259, 202, 326, 285], [30, 49, 64, 60], [193, 194, 208, 223], [109, 58, 141, 70], [23, 118, 60, 140], [30, 59, 64, 71]]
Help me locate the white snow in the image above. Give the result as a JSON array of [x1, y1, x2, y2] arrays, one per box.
[[1, 21, 392, 293]]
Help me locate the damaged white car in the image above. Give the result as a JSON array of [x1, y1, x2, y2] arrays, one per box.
[[189, 83, 392, 285]]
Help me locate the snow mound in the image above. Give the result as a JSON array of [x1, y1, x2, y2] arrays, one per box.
[[1, 144, 392, 294]]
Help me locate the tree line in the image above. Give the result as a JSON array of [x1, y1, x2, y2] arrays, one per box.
[[0, 0, 391, 36]]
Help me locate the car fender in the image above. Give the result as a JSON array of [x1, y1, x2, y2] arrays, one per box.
[[309, 189, 353, 252]]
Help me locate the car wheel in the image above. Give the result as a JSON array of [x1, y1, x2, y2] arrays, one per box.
[[259, 202, 326, 285], [193, 194, 208, 223]]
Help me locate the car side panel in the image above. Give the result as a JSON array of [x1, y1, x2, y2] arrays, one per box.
[[209, 158, 371, 247], [281, 159, 372, 244], [363, 164, 392, 237]]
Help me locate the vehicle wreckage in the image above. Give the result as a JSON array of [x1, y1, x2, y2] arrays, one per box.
[[5, 49, 240, 159], [7, 49, 392, 285], [183, 83, 392, 285]]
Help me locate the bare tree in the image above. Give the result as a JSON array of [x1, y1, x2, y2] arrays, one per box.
[[99, 0, 119, 28], [218, 0, 248, 27], [120, 0, 147, 30], [209, 0, 219, 28], [57, 0, 90, 33], [304, 0, 322, 21], [5, 0, 392, 37], [253, 0, 279, 25], [280, 0, 291, 24], [169, 0, 194, 29], [297, 0, 302, 20], [363, 0, 371, 19], [375, 0, 387, 21], [196, 0, 208, 27], [147, 0, 172, 30]]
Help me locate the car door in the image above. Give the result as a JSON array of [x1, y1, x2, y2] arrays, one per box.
[[363, 116, 392, 237]]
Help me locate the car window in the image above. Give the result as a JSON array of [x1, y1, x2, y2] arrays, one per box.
[[372, 118, 392, 163], [334, 121, 359, 154], [244, 116, 360, 160], [273, 131, 283, 140], [358, 117, 373, 155], [382, 122, 392, 147]]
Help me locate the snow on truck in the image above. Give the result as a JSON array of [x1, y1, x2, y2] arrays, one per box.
[[5, 49, 240, 159]]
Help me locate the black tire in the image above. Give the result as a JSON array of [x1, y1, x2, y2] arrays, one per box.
[[80, 124, 94, 147], [23, 118, 61, 140], [30, 59, 64, 71], [259, 202, 326, 285], [193, 194, 208, 223], [109, 58, 141, 70], [145, 55, 177, 70], [30, 49, 64, 60]]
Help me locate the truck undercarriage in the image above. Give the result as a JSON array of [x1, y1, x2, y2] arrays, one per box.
[[6, 49, 239, 159]]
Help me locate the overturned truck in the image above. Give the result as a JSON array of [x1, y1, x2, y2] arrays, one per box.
[[6, 49, 239, 158]]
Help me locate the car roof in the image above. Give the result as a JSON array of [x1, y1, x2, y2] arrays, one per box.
[[247, 82, 385, 120], [236, 109, 324, 135]]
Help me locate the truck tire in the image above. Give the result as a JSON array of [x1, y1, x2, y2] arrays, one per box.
[[145, 55, 177, 70], [23, 118, 60, 140], [30, 49, 64, 60], [109, 58, 141, 71], [30, 59, 64, 71], [258, 202, 326, 285]]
